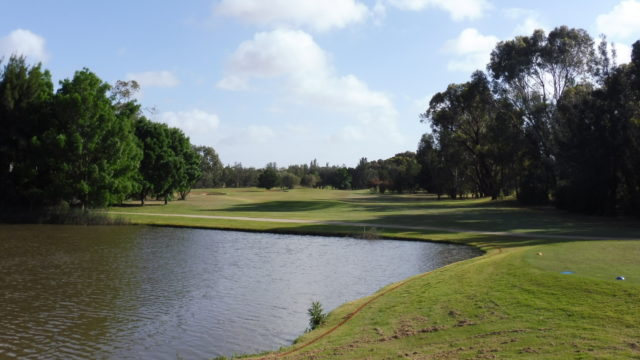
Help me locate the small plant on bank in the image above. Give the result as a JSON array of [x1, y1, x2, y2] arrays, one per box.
[[307, 301, 327, 332]]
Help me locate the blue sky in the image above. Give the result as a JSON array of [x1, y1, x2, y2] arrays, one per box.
[[2, 0, 639, 167]]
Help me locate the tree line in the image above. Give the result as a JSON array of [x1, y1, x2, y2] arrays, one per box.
[[212, 27, 640, 217], [419, 27, 640, 216], [0, 57, 201, 210], [3, 26, 639, 217]]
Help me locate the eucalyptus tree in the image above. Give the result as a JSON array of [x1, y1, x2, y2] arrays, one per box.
[[488, 26, 596, 203], [423, 71, 519, 199], [193, 145, 223, 188]]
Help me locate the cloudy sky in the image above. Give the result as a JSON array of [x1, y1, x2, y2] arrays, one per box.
[[2, 0, 639, 167]]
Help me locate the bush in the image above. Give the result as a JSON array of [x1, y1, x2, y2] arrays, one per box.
[[307, 301, 327, 331]]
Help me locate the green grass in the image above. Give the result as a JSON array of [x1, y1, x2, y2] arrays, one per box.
[[107, 188, 640, 359]]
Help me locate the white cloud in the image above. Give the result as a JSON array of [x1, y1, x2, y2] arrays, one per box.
[[157, 109, 220, 145], [125, 70, 180, 88], [387, 0, 491, 21], [215, 0, 368, 32], [613, 42, 633, 64], [0, 29, 49, 63], [444, 28, 499, 72], [413, 94, 434, 113], [247, 125, 276, 143], [597, 0, 640, 40], [503, 8, 547, 36], [218, 29, 403, 143]]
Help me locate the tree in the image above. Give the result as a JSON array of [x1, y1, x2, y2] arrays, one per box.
[[423, 72, 518, 199], [553, 40, 640, 215], [258, 167, 279, 190], [332, 167, 352, 190], [193, 145, 223, 188], [134, 118, 173, 205], [416, 134, 445, 197], [44, 69, 141, 209], [488, 26, 596, 203], [280, 172, 300, 190], [165, 127, 201, 201], [386, 152, 420, 193], [0, 56, 53, 207]]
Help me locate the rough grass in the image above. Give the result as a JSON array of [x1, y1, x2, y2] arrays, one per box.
[[107, 188, 640, 359]]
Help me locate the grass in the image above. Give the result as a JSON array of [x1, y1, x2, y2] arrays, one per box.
[[107, 188, 640, 359]]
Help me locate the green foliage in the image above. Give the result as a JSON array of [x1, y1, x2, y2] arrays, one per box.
[[280, 172, 300, 190], [553, 43, 640, 215], [134, 119, 201, 204], [258, 167, 279, 190], [423, 71, 521, 200], [0, 56, 53, 207], [193, 145, 223, 188], [307, 301, 327, 331], [44, 68, 141, 209], [332, 167, 352, 190], [488, 26, 597, 204]]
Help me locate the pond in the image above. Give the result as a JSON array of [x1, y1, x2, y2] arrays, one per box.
[[0, 225, 481, 359]]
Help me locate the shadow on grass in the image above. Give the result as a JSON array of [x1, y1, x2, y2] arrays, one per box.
[[239, 223, 550, 249], [112, 203, 165, 208], [213, 200, 346, 213], [343, 210, 640, 241]]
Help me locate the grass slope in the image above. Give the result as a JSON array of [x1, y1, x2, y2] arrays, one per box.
[[109, 188, 640, 359]]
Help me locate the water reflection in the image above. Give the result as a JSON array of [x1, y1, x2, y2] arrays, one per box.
[[0, 225, 480, 359]]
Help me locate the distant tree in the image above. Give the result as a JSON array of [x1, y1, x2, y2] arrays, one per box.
[[332, 167, 352, 190], [301, 173, 320, 188], [258, 167, 279, 190], [416, 134, 445, 197], [280, 172, 300, 190], [193, 145, 223, 188], [44, 69, 141, 209], [351, 157, 371, 190], [386, 152, 421, 193]]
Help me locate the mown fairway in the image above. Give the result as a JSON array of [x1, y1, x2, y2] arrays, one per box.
[[109, 188, 640, 359]]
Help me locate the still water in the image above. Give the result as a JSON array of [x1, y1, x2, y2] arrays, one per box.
[[0, 225, 480, 359]]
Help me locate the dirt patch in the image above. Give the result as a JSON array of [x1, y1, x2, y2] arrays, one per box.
[[454, 319, 476, 327]]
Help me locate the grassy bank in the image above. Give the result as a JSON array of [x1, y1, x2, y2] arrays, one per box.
[[109, 188, 640, 359]]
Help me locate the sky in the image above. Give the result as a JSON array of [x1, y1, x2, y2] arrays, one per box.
[[1, 0, 639, 168]]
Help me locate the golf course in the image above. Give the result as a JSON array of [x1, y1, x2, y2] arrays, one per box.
[[107, 188, 640, 359]]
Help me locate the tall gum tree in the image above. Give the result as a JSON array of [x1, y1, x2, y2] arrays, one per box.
[[488, 26, 596, 204]]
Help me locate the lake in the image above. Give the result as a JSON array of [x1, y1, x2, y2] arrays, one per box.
[[0, 225, 481, 359]]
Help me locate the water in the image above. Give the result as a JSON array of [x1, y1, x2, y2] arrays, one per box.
[[0, 225, 480, 359]]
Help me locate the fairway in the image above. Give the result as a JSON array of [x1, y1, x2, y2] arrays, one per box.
[[108, 188, 640, 359]]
